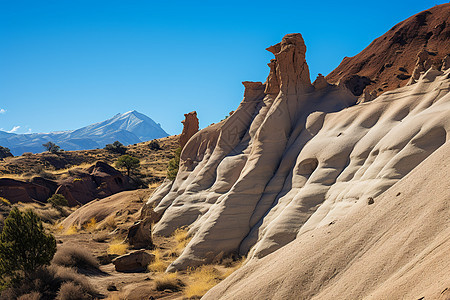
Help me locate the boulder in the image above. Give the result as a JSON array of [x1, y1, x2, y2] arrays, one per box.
[[127, 219, 153, 249], [0, 178, 52, 204], [179, 111, 199, 149], [56, 161, 136, 205], [112, 250, 154, 272]]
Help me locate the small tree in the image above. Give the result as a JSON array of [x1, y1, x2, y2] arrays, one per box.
[[115, 155, 140, 176], [104, 141, 127, 154], [47, 194, 68, 208], [42, 141, 60, 153], [0, 208, 56, 289], [167, 148, 181, 180]]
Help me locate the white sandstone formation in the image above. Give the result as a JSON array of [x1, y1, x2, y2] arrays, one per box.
[[145, 33, 450, 272]]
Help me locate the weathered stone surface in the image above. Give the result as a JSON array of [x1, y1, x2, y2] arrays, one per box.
[[0, 178, 51, 203], [179, 111, 199, 149], [56, 161, 136, 206], [127, 219, 153, 249], [112, 250, 155, 272]]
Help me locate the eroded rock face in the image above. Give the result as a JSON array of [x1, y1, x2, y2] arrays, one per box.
[[127, 219, 153, 249], [144, 29, 450, 274], [0, 162, 136, 205], [326, 3, 450, 95], [56, 161, 136, 206], [0, 178, 52, 203], [179, 111, 199, 149]]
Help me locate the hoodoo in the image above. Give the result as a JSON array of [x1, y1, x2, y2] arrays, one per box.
[[141, 4, 450, 298]]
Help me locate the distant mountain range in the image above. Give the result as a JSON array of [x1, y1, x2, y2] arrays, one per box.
[[0, 111, 169, 155]]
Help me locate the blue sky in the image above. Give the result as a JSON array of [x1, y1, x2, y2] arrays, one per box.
[[0, 0, 446, 135]]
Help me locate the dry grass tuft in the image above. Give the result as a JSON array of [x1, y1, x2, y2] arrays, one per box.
[[83, 217, 97, 233], [169, 227, 191, 257], [155, 272, 182, 291], [64, 225, 78, 235], [147, 249, 169, 272], [107, 239, 129, 256], [184, 265, 222, 299]]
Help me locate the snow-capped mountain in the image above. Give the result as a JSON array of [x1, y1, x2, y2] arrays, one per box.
[[0, 111, 169, 155]]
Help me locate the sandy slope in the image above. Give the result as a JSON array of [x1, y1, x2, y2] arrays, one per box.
[[203, 140, 450, 300]]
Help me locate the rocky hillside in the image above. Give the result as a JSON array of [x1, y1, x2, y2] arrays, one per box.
[[0, 110, 169, 155], [326, 3, 450, 96], [141, 5, 450, 298]]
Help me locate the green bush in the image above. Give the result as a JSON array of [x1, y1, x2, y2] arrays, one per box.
[[104, 141, 127, 154], [0, 208, 56, 290], [115, 155, 140, 176], [48, 194, 68, 208], [167, 147, 181, 180]]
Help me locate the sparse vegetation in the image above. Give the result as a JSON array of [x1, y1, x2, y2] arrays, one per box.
[[83, 217, 97, 233], [115, 154, 140, 176], [107, 239, 129, 256], [148, 140, 162, 151], [64, 225, 78, 235], [155, 272, 182, 291], [184, 265, 222, 299], [0, 208, 56, 290], [171, 227, 191, 256], [52, 245, 99, 271], [104, 141, 127, 154], [0, 265, 97, 300], [147, 249, 169, 272], [48, 194, 68, 208], [42, 141, 61, 153], [167, 147, 181, 180]]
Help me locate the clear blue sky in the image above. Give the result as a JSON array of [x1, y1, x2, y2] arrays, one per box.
[[0, 0, 446, 135]]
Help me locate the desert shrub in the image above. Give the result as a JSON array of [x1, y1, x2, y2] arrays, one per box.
[[48, 194, 68, 208], [148, 140, 162, 151], [56, 282, 90, 300], [115, 154, 140, 176], [107, 239, 128, 256], [155, 272, 182, 291], [0, 265, 97, 300], [167, 147, 181, 180], [42, 142, 61, 153], [104, 141, 127, 154], [0, 208, 56, 290], [0, 197, 10, 206], [52, 245, 99, 271], [184, 265, 221, 298], [17, 291, 41, 300]]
